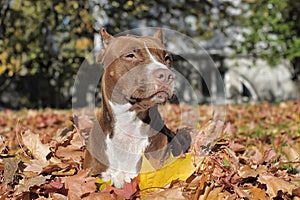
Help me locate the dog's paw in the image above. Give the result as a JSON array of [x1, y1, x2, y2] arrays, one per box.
[[170, 127, 192, 157]]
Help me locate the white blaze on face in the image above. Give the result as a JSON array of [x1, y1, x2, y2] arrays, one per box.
[[144, 42, 169, 72]]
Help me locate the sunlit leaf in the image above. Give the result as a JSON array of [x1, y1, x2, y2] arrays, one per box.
[[139, 152, 196, 191]]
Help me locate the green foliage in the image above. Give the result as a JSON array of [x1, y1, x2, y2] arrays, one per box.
[[95, 0, 236, 40], [238, 0, 300, 66], [0, 0, 94, 108]]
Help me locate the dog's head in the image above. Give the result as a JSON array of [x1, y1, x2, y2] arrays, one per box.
[[97, 28, 175, 112]]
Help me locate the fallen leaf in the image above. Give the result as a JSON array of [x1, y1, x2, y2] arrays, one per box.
[[55, 132, 84, 162], [139, 152, 196, 191], [50, 193, 68, 200], [64, 169, 96, 200], [228, 141, 245, 153], [3, 157, 20, 184], [24, 159, 49, 173], [293, 187, 300, 197], [249, 149, 263, 164], [82, 192, 116, 200], [16, 175, 50, 195], [204, 186, 226, 199], [233, 185, 250, 199], [191, 120, 225, 156], [252, 186, 268, 200], [282, 146, 300, 161], [238, 165, 268, 178], [55, 145, 83, 162], [0, 183, 13, 198], [102, 178, 138, 199], [52, 168, 76, 176], [22, 130, 51, 163], [0, 135, 8, 153], [95, 177, 112, 191], [74, 114, 93, 146], [143, 187, 186, 200], [258, 173, 296, 198]]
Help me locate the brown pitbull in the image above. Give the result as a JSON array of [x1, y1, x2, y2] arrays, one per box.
[[83, 28, 191, 188]]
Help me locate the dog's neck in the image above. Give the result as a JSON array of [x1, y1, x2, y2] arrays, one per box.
[[108, 101, 150, 138], [98, 99, 153, 188]]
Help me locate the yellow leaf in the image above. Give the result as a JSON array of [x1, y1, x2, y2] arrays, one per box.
[[0, 65, 6, 75], [0, 52, 8, 62], [75, 38, 91, 50], [95, 177, 112, 191], [8, 69, 14, 77], [126, 0, 133, 7], [139, 152, 196, 191]]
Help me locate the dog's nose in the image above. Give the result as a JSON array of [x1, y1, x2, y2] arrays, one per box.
[[152, 68, 174, 85]]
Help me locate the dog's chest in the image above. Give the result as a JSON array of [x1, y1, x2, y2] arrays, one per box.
[[103, 102, 150, 187]]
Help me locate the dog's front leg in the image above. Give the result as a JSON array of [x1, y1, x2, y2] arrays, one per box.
[[148, 105, 191, 157], [160, 126, 191, 156]]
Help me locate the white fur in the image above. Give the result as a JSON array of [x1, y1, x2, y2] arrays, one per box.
[[144, 43, 169, 71], [102, 101, 150, 188], [102, 46, 171, 188]]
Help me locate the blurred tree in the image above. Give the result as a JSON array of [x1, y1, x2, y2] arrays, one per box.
[[0, 0, 94, 108], [92, 0, 238, 40], [237, 0, 300, 84]]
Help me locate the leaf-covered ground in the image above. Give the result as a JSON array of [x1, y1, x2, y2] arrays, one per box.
[[0, 101, 299, 199]]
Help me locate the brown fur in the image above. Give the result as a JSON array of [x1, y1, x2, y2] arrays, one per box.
[[83, 28, 189, 177]]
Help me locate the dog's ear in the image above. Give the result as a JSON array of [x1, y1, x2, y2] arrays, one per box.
[[97, 28, 113, 65], [100, 28, 113, 49], [153, 28, 163, 43]]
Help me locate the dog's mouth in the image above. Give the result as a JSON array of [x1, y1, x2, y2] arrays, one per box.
[[144, 91, 171, 103], [128, 90, 174, 104]]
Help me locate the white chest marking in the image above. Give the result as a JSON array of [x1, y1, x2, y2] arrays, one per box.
[[102, 101, 150, 188]]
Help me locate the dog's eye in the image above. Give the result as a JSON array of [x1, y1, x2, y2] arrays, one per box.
[[125, 53, 135, 58], [164, 54, 171, 62]]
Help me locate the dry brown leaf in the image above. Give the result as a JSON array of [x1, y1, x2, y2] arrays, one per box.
[[205, 186, 226, 200], [282, 146, 300, 161], [55, 145, 83, 162], [228, 141, 245, 153], [50, 193, 68, 200], [264, 148, 276, 163], [15, 175, 50, 195], [83, 192, 116, 200], [238, 165, 268, 178], [102, 178, 138, 199], [74, 114, 93, 146], [24, 159, 49, 173], [248, 148, 263, 165], [52, 168, 76, 176], [252, 186, 268, 200], [64, 169, 96, 200], [0, 135, 8, 153], [22, 130, 51, 162], [143, 187, 186, 200], [258, 173, 296, 198], [76, 114, 93, 131], [293, 187, 300, 197], [70, 131, 84, 148], [199, 183, 215, 200], [233, 185, 250, 199], [191, 120, 225, 156], [3, 157, 20, 184], [55, 132, 83, 162]]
